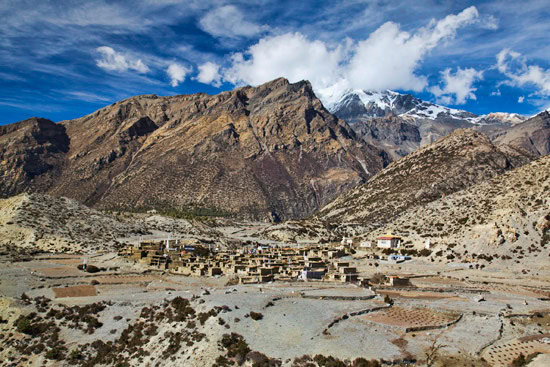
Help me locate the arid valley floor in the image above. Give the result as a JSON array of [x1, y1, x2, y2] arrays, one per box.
[[1, 218, 549, 367]]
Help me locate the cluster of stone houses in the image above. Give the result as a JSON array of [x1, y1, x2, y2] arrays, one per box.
[[119, 240, 361, 284]]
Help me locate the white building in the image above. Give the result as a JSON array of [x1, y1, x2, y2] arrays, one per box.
[[377, 234, 402, 249], [341, 237, 353, 246], [359, 241, 372, 248]]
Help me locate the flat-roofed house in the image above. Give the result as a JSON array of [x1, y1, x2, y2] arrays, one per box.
[[377, 234, 402, 249]]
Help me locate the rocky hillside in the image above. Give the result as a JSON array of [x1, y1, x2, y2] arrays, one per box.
[[0, 118, 69, 196], [0, 193, 218, 253], [0, 78, 384, 221], [371, 154, 550, 265], [0, 194, 140, 253], [493, 110, 550, 156], [315, 129, 533, 231]]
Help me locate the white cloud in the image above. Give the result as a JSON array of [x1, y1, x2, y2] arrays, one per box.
[[224, 32, 345, 92], [518, 96, 525, 103], [166, 63, 192, 87], [344, 7, 480, 94], [199, 5, 267, 38], [479, 14, 499, 30], [429, 67, 483, 105], [222, 7, 479, 105], [496, 48, 550, 96], [195, 61, 222, 87], [490, 89, 501, 96], [95, 46, 149, 73]]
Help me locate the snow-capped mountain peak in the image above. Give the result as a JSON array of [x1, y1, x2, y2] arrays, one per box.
[[329, 89, 477, 124], [328, 89, 527, 126]]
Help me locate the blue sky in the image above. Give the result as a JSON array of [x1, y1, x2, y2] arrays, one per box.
[[1, 0, 549, 125]]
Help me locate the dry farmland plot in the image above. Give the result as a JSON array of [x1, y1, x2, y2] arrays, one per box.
[[378, 290, 465, 301], [52, 284, 97, 298], [482, 335, 550, 367], [32, 266, 83, 278], [362, 306, 460, 332], [92, 275, 161, 284]]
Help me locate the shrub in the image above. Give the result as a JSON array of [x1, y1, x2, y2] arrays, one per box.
[[353, 358, 381, 367], [511, 353, 540, 367], [419, 249, 432, 257], [77, 264, 100, 273], [313, 354, 346, 367], [249, 312, 263, 321], [220, 333, 250, 360], [197, 309, 218, 325], [45, 347, 65, 360], [16, 317, 33, 334]]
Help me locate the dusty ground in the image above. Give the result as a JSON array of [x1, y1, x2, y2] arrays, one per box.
[[1, 249, 549, 367]]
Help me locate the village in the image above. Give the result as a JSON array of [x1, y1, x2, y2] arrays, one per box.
[[2, 224, 550, 367], [118, 233, 409, 285]]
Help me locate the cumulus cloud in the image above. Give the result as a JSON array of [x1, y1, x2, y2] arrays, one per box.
[[490, 89, 501, 96], [429, 67, 483, 105], [195, 62, 222, 87], [222, 7, 479, 105], [95, 46, 149, 73], [224, 32, 344, 92], [166, 63, 192, 87], [199, 5, 268, 38], [518, 96, 525, 103], [344, 6, 480, 94], [496, 48, 550, 96]]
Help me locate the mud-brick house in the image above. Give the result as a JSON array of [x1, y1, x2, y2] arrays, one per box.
[[376, 233, 402, 249], [387, 276, 411, 287]]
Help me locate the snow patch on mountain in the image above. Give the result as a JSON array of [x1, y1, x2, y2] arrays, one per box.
[[475, 112, 526, 125]]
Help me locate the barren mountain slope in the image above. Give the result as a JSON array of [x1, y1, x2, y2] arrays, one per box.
[[1, 78, 384, 220], [315, 128, 533, 229], [372, 154, 550, 264], [493, 111, 550, 156], [0, 118, 69, 196]]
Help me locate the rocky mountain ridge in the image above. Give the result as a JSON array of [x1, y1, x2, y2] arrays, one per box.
[[329, 89, 528, 126], [0, 78, 385, 221], [328, 89, 540, 160]]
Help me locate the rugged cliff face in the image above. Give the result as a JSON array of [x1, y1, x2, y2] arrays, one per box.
[[0, 78, 385, 220], [0, 117, 69, 196], [351, 114, 421, 160]]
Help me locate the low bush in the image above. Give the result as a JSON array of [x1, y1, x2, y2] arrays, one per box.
[[249, 312, 263, 321]]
